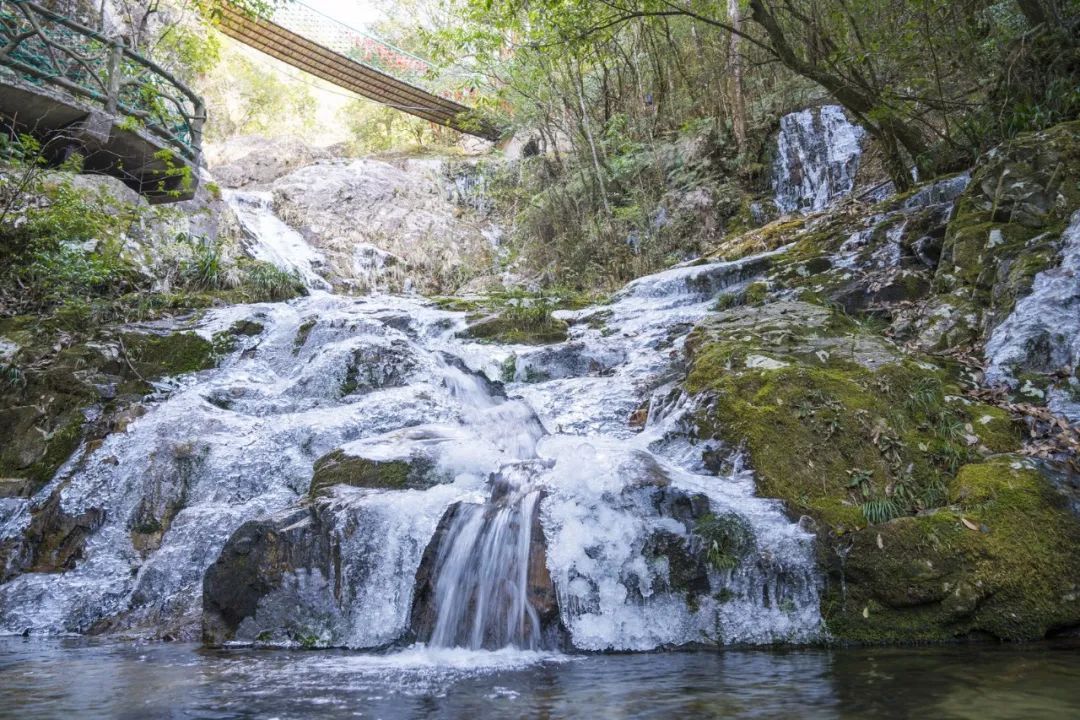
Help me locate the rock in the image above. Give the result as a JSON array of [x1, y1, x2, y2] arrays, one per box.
[[202, 507, 335, 646], [309, 449, 442, 498], [937, 121, 1080, 330], [119, 331, 217, 378], [459, 312, 569, 345], [685, 293, 1078, 642], [0, 488, 105, 582], [205, 135, 332, 188], [823, 458, 1080, 642], [268, 158, 494, 293]]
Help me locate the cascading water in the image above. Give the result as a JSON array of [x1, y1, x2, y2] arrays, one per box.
[[0, 162, 826, 653], [426, 489, 543, 650], [985, 209, 1080, 421], [773, 105, 865, 215], [226, 189, 333, 291]]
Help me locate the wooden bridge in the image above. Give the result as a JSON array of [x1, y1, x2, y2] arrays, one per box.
[[215, 1, 498, 140]]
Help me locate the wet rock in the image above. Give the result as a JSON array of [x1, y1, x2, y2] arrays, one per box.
[[309, 450, 442, 498], [773, 105, 865, 215], [339, 340, 417, 396], [202, 507, 336, 646], [0, 489, 105, 581], [409, 494, 567, 649], [937, 121, 1080, 329]]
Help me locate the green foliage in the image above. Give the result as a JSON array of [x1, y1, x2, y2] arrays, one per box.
[[239, 259, 306, 301], [861, 497, 903, 525], [695, 513, 754, 571], [199, 44, 317, 141], [341, 99, 456, 154], [461, 289, 572, 344]]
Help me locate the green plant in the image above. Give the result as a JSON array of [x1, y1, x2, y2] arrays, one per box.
[[861, 497, 903, 525], [846, 468, 875, 499], [1, 364, 25, 390], [182, 239, 226, 290], [239, 260, 306, 301], [696, 513, 754, 571]]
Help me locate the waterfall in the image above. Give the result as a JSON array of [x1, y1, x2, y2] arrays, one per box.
[[773, 105, 865, 215], [427, 490, 542, 650], [985, 210, 1080, 421], [224, 189, 332, 291], [0, 194, 822, 652]]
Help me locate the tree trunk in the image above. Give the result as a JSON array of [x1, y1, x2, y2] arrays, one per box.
[[727, 0, 747, 150]]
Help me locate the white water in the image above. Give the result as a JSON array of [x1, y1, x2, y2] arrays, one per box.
[[985, 210, 1080, 421], [0, 193, 821, 649], [226, 189, 333, 291], [428, 490, 543, 650], [774, 105, 865, 215]]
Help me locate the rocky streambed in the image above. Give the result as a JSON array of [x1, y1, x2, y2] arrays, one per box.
[[0, 112, 1078, 653]]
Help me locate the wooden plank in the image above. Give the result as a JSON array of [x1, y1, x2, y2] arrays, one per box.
[[218, 23, 454, 127], [217, 7, 497, 139]]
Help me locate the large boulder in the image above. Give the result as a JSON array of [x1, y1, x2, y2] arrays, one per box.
[[202, 506, 337, 647], [205, 135, 332, 188], [269, 158, 494, 293], [686, 300, 1080, 642]]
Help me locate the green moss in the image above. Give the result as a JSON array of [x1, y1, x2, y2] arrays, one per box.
[[687, 304, 1077, 642], [696, 513, 754, 570], [936, 121, 1080, 326], [18, 413, 85, 490], [460, 314, 569, 345], [309, 451, 441, 498], [744, 282, 769, 306], [120, 332, 216, 378], [430, 296, 483, 313], [293, 319, 316, 354], [962, 404, 1022, 453], [230, 320, 264, 337], [824, 458, 1080, 643]]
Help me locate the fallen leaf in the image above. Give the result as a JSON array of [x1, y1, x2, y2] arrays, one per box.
[[961, 517, 979, 531]]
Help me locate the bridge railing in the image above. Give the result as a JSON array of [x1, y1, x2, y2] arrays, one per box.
[[268, 1, 443, 95], [0, 0, 205, 162]]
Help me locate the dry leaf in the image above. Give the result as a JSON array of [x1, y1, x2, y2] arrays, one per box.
[[961, 517, 979, 531]]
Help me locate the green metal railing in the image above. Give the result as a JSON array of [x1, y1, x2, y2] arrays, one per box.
[[0, 0, 205, 162]]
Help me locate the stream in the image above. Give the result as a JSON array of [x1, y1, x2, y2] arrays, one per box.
[[3, 637, 1080, 719]]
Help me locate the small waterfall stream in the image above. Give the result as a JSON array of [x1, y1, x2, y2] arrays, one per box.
[[774, 105, 865, 215], [427, 489, 543, 650]]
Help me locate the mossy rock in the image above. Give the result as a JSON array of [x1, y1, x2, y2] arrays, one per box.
[[686, 302, 1008, 531], [460, 314, 569, 345], [120, 331, 217, 378], [936, 120, 1080, 324], [309, 450, 440, 498], [822, 458, 1080, 643], [684, 301, 1074, 642]]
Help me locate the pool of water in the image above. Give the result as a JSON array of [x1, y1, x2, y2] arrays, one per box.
[[2, 638, 1078, 719]]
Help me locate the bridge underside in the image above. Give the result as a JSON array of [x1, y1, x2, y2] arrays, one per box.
[[216, 7, 499, 141], [0, 77, 197, 203]]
